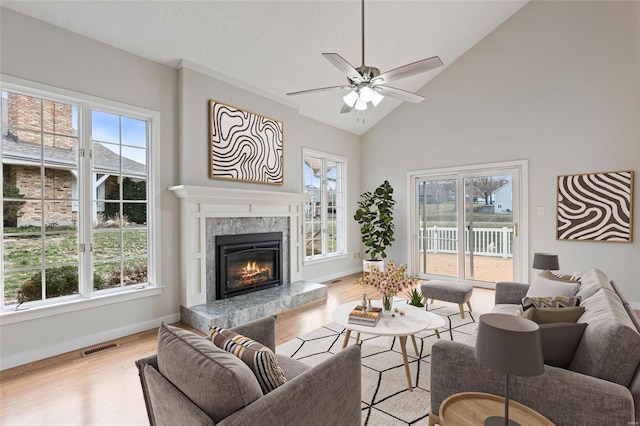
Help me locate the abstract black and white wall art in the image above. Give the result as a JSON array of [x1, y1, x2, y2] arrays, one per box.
[[557, 171, 633, 242], [209, 100, 284, 184]]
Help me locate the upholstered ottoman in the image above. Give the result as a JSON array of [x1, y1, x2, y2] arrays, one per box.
[[420, 281, 474, 319]]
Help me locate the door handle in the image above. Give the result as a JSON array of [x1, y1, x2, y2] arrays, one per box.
[[514, 223, 519, 237]]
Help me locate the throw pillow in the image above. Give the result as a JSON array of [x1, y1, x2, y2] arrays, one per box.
[[539, 269, 581, 282], [539, 322, 588, 368], [521, 295, 582, 311], [211, 326, 287, 394], [526, 274, 580, 298], [522, 306, 585, 324], [156, 323, 263, 423]]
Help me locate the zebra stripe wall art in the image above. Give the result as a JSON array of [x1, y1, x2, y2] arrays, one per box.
[[209, 100, 284, 184], [557, 170, 634, 242]]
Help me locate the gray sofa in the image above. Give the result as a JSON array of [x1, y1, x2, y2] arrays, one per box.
[[136, 316, 362, 426], [429, 268, 640, 426]]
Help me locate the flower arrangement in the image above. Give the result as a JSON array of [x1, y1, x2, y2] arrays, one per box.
[[357, 261, 419, 297]]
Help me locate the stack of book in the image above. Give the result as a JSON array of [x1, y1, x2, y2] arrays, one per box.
[[348, 306, 382, 327]]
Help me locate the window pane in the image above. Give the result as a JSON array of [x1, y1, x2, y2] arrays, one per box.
[[42, 100, 76, 136], [3, 233, 42, 269], [92, 111, 120, 143], [123, 259, 147, 286], [121, 177, 147, 201], [93, 142, 120, 172], [123, 229, 147, 258], [123, 202, 146, 225], [43, 265, 79, 299], [93, 230, 121, 260], [122, 147, 146, 174], [3, 270, 32, 306], [42, 135, 78, 164], [45, 231, 78, 265], [95, 260, 122, 289], [121, 117, 146, 148], [6, 93, 41, 131]]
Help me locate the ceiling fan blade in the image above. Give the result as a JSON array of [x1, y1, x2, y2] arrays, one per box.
[[340, 103, 354, 114], [322, 53, 363, 82], [286, 85, 351, 96], [371, 56, 443, 85], [376, 86, 425, 103]]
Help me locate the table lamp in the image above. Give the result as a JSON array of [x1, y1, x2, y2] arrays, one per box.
[[532, 253, 559, 271], [475, 314, 545, 426]]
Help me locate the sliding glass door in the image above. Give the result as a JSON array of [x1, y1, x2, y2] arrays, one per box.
[[412, 162, 525, 288]]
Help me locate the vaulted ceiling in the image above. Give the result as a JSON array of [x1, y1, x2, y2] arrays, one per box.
[[2, 1, 527, 135]]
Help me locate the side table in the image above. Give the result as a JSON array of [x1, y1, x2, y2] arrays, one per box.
[[436, 392, 555, 426]]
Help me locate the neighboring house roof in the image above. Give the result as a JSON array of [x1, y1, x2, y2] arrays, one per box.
[[493, 181, 512, 196], [2, 132, 146, 175]]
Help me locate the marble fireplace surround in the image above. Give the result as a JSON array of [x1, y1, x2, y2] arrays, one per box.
[[170, 185, 327, 332]]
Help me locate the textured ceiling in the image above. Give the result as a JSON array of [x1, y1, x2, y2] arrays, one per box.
[[2, 0, 527, 135]]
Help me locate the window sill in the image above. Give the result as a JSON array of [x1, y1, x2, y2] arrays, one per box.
[[303, 253, 350, 266], [0, 285, 164, 326]]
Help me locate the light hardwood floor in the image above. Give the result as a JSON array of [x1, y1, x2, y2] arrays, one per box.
[[0, 274, 495, 426]]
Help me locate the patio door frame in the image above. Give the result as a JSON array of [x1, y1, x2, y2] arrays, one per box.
[[407, 160, 529, 289]]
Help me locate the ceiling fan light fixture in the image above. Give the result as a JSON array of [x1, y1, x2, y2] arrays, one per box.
[[359, 86, 374, 103], [354, 99, 368, 111], [343, 90, 359, 107], [371, 90, 384, 107]]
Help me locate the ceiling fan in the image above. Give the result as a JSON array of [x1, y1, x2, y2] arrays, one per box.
[[286, 0, 443, 114]]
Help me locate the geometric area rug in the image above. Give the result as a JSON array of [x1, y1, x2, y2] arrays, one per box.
[[276, 302, 477, 426]]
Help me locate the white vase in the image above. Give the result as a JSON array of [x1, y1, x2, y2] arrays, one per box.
[[363, 259, 384, 273]]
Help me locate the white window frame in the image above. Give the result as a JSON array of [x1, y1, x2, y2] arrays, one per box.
[[302, 148, 347, 263], [0, 75, 162, 323]]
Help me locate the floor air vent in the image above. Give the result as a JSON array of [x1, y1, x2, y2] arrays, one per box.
[[81, 343, 119, 357]]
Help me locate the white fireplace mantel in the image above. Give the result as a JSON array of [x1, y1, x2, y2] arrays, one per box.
[[169, 185, 311, 307]]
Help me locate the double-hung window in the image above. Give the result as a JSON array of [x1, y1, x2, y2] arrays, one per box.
[[1, 80, 157, 311], [303, 148, 346, 261]]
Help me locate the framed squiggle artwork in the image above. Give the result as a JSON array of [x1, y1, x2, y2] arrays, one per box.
[[557, 170, 633, 242], [209, 100, 284, 184]]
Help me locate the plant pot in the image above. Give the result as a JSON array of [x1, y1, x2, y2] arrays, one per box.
[[363, 259, 384, 273]]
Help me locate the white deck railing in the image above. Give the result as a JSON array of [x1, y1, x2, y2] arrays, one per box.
[[419, 226, 513, 258]]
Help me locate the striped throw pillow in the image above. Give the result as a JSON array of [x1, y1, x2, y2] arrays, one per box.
[[522, 295, 582, 311], [210, 326, 287, 394]]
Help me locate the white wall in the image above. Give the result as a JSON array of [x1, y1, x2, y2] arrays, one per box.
[[361, 1, 640, 302], [0, 7, 363, 368], [178, 66, 363, 282]]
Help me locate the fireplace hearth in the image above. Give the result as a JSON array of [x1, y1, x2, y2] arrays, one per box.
[[215, 232, 283, 299]]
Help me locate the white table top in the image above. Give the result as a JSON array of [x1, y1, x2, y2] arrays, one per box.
[[332, 299, 445, 336]]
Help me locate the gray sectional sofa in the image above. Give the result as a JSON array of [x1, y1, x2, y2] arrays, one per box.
[[429, 268, 640, 426]]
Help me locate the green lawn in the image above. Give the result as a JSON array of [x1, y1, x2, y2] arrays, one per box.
[[3, 227, 147, 302]]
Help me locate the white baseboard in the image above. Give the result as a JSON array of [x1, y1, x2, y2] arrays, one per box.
[[1, 313, 180, 371]]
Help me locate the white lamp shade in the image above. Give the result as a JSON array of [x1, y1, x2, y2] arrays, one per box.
[[371, 90, 384, 106], [354, 99, 367, 111], [359, 86, 374, 102], [343, 91, 358, 107]]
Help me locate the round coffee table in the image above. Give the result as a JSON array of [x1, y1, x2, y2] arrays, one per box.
[[332, 299, 445, 391]]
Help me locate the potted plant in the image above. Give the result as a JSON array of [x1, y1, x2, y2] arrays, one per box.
[[354, 180, 396, 271]]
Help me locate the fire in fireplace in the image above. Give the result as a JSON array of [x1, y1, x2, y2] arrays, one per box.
[[215, 232, 282, 299]]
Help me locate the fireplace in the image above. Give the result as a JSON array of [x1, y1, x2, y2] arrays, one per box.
[[215, 232, 283, 299]]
